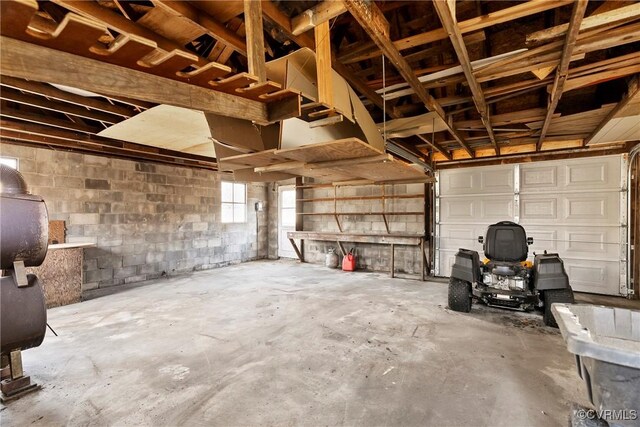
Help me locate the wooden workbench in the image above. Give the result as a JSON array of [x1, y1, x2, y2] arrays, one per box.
[[287, 231, 428, 281]]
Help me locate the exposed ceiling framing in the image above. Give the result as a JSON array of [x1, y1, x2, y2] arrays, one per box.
[[0, 0, 637, 169]]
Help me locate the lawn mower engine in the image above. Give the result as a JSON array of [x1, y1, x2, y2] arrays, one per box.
[[477, 262, 535, 311]]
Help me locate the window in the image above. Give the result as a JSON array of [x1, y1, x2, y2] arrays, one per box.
[[221, 181, 246, 223], [280, 189, 296, 227], [0, 157, 18, 170]]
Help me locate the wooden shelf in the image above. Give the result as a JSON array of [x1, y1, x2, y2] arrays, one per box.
[[297, 194, 424, 202], [297, 212, 424, 216]]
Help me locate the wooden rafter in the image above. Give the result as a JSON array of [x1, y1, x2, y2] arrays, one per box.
[[584, 76, 640, 146], [344, 0, 473, 157], [416, 135, 451, 161], [1, 107, 100, 134], [0, 120, 218, 170], [433, 1, 498, 155], [537, 0, 588, 150], [527, 2, 640, 44], [339, 0, 573, 64], [0, 76, 134, 117], [292, 1, 347, 36], [0, 88, 125, 125], [244, 0, 267, 82]]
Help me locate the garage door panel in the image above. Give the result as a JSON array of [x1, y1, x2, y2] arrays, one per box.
[[520, 192, 620, 226], [481, 197, 513, 219], [564, 259, 620, 295], [520, 156, 621, 193], [438, 224, 485, 251], [564, 192, 619, 224], [526, 227, 620, 259], [437, 155, 625, 296], [440, 165, 513, 195], [520, 197, 557, 220]]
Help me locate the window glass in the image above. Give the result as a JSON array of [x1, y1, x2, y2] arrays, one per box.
[[221, 181, 247, 223], [0, 157, 18, 169]]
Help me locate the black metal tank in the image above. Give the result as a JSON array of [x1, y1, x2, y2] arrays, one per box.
[[1, 164, 48, 354]]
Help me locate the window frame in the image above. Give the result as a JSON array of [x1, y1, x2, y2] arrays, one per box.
[[221, 181, 247, 224]]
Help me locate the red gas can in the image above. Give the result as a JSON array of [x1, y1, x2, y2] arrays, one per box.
[[342, 249, 356, 271]]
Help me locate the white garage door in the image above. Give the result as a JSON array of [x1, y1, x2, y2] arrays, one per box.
[[435, 155, 628, 296]]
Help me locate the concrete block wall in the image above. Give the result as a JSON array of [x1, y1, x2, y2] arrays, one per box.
[[267, 181, 426, 274], [1, 144, 268, 291]]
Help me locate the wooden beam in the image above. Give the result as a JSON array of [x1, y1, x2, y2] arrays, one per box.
[[433, 1, 498, 155], [339, 0, 573, 64], [260, 1, 389, 115], [315, 20, 333, 106], [527, 2, 640, 44], [435, 141, 632, 167], [344, 0, 473, 157], [0, 76, 134, 118], [0, 88, 124, 125], [1, 107, 99, 134], [244, 0, 266, 82], [584, 76, 639, 146], [292, 1, 347, 35], [537, 0, 588, 150], [152, 1, 247, 55], [0, 120, 218, 170], [0, 36, 297, 125], [416, 135, 452, 161]]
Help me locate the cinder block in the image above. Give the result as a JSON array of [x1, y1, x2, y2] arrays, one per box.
[[124, 274, 147, 284], [135, 163, 156, 173], [85, 178, 110, 190], [84, 155, 110, 166]]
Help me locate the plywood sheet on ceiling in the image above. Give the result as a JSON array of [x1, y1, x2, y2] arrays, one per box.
[[276, 138, 383, 163], [378, 111, 449, 138], [526, 105, 615, 136], [589, 116, 640, 144], [218, 149, 283, 171], [98, 105, 215, 157]]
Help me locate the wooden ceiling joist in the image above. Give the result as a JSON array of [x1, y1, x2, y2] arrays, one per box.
[[433, 0, 498, 155], [415, 135, 451, 161], [344, 0, 473, 157], [291, 1, 347, 36], [0, 88, 125, 125], [0, 36, 295, 125], [1, 107, 100, 134], [537, 0, 588, 150], [0, 120, 218, 170], [0, 76, 134, 118]]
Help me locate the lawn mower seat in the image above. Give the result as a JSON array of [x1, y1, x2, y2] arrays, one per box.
[[483, 221, 528, 262]]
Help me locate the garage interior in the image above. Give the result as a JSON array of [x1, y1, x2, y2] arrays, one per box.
[[0, 0, 639, 425]]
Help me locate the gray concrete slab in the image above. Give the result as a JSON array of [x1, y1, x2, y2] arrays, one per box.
[[2, 260, 590, 426]]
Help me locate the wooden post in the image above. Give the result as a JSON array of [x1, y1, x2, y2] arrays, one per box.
[[244, 0, 267, 82], [314, 20, 333, 107], [390, 244, 395, 278]]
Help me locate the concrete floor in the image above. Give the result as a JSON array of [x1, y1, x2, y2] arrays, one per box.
[[2, 260, 595, 426]]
